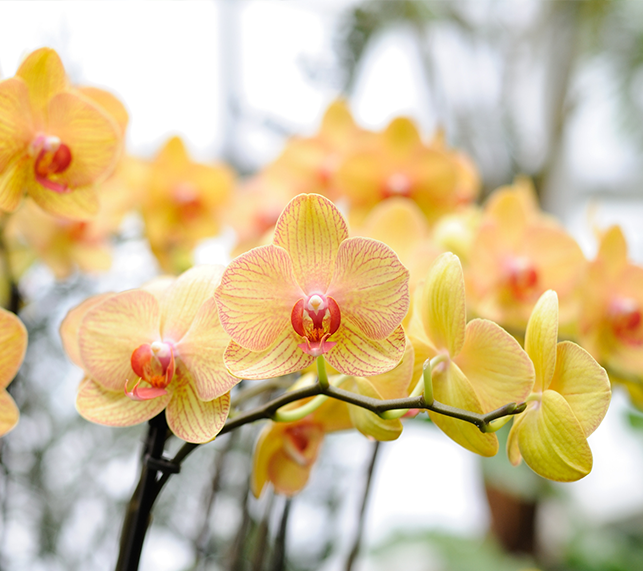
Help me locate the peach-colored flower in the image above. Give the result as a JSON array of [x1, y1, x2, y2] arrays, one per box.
[[61, 266, 237, 443], [0, 48, 122, 219], [215, 193, 410, 379]]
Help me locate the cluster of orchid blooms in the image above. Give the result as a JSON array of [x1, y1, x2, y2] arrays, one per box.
[[2, 46, 638, 502]]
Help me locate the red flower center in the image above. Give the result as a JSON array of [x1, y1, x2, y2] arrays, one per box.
[[383, 172, 412, 198], [283, 423, 323, 467], [503, 256, 539, 301], [126, 341, 176, 401], [291, 293, 341, 357], [608, 297, 643, 345], [31, 135, 72, 194]]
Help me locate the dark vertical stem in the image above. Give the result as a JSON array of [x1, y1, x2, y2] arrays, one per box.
[[345, 441, 381, 571], [229, 481, 253, 571], [270, 498, 291, 571], [251, 491, 274, 571], [115, 412, 169, 571]]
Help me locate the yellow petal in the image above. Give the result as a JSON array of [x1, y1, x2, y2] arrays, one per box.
[[224, 330, 315, 380], [0, 389, 19, 436], [516, 390, 592, 482], [346, 377, 403, 441], [597, 225, 628, 278], [367, 338, 415, 400], [251, 422, 286, 498], [160, 265, 224, 342], [420, 252, 466, 356], [430, 362, 498, 457], [272, 193, 348, 292], [383, 117, 421, 155], [0, 158, 30, 213], [268, 449, 314, 497], [28, 182, 99, 220], [0, 77, 33, 169], [79, 290, 160, 391], [506, 411, 528, 466], [525, 290, 558, 392], [0, 308, 27, 390], [16, 48, 68, 118], [549, 341, 611, 438], [76, 86, 129, 135], [60, 292, 113, 368], [47, 92, 120, 188], [165, 376, 230, 443], [326, 323, 406, 377], [329, 236, 409, 340], [312, 395, 353, 432], [76, 376, 169, 427], [455, 319, 534, 412], [177, 298, 240, 400], [216, 244, 301, 351]]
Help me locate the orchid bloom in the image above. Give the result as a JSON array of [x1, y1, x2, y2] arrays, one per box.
[[576, 226, 643, 378], [0, 308, 27, 436], [215, 193, 409, 380], [467, 179, 586, 331], [0, 48, 122, 219], [507, 291, 611, 481], [408, 253, 534, 456], [61, 266, 238, 443], [142, 136, 233, 274]]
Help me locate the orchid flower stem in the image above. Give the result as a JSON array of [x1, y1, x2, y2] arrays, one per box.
[[272, 394, 329, 423], [317, 356, 329, 390], [424, 358, 436, 405]]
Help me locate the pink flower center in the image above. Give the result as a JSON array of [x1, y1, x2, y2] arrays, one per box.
[[503, 256, 539, 301], [31, 134, 72, 194], [291, 293, 341, 357], [608, 297, 643, 345], [383, 172, 412, 198], [172, 182, 203, 220], [126, 341, 176, 401]]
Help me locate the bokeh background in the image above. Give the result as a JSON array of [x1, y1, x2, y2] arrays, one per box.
[[2, 1, 643, 570]]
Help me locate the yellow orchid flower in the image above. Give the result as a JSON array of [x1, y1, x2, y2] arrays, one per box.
[[142, 136, 233, 274], [334, 117, 480, 226], [215, 193, 410, 379], [576, 225, 643, 378], [507, 290, 611, 481], [0, 308, 27, 436], [467, 178, 586, 331], [408, 252, 534, 456], [0, 48, 122, 219], [60, 266, 238, 443]]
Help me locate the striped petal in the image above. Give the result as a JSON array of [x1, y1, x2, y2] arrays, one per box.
[[79, 290, 160, 391], [76, 86, 129, 135], [420, 252, 466, 356], [549, 341, 611, 438], [28, 182, 99, 220], [367, 338, 415, 400], [273, 193, 348, 292], [177, 298, 240, 401], [76, 376, 169, 427], [455, 319, 534, 412], [160, 265, 224, 342], [430, 362, 498, 457], [60, 293, 113, 368], [0, 389, 19, 436], [16, 48, 68, 118], [215, 244, 301, 351], [328, 236, 409, 340], [0, 308, 27, 389], [0, 158, 30, 212], [325, 323, 406, 377], [515, 389, 592, 482], [224, 330, 314, 380], [165, 375, 230, 443], [345, 377, 403, 441], [525, 290, 558, 393], [0, 77, 33, 170]]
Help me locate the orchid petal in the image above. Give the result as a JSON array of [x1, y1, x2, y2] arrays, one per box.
[[60, 293, 113, 368], [268, 449, 315, 497], [251, 423, 286, 498], [549, 341, 611, 438], [328, 236, 409, 340], [597, 225, 628, 279], [177, 298, 240, 400], [515, 390, 592, 482], [160, 265, 224, 342], [367, 338, 415, 400], [224, 331, 314, 380], [165, 377, 230, 443], [79, 290, 160, 391], [384, 117, 421, 155], [0, 77, 33, 170], [525, 290, 558, 392], [507, 410, 528, 466], [0, 389, 19, 436], [0, 308, 27, 389], [326, 323, 406, 377], [76, 86, 129, 135], [430, 362, 498, 457], [76, 377, 169, 427], [346, 377, 403, 441], [28, 182, 99, 220], [215, 244, 301, 351], [16, 48, 68, 118], [273, 193, 348, 292], [0, 158, 29, 212], [313, 395, 353, 433], [455, 319, 534, 412], [420, 252, 466, 356]]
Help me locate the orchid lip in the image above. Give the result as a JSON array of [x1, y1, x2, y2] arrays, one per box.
[[291, 293, 341, 356]]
